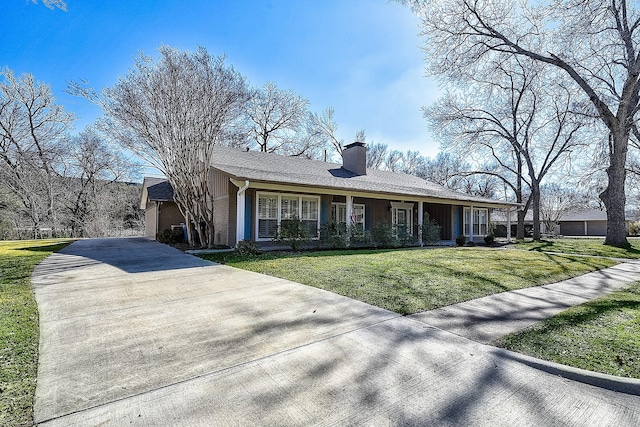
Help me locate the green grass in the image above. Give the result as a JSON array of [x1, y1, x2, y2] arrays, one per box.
[[202, 247, 615, 315], [512, 238, 640, 259], [496, 282, 640, 379], [0, 239, 72, 427]]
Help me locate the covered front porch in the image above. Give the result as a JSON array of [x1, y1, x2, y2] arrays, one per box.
[[229, 180, 506, 248]]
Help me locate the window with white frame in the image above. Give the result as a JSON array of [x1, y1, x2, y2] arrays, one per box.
[[256, 192, 321, 239], [391, 202, 414, 238], [464, 207, 488, 236], [301, 197, 319, 237], [257, 194, 279, 238], [331, 202, 365, 234]]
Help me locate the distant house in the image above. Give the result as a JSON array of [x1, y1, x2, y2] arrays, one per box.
[[492, 208, 629, 237], [139, 177, 184, 239], [557, 209, 614, 236], [141, 143, 515, 246]]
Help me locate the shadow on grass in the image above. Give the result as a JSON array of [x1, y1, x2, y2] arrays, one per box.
[[526, 240, 555, 252], [504, 298, 640, 338], [202, 247, 408, 264], [539, 252, 614, 276], [17, 241, 74, 253], [525, 239, 640, 258]]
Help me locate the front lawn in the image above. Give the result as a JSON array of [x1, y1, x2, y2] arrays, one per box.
[[512, 238, 640, 259], [496, 282, 640, 379], [0, 239, 72, 427], [202, 247, 615, 315]]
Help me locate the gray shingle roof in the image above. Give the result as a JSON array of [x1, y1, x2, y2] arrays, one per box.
[[143, 177, 174, 201], [210, 146, 514, 206], [560, 209, 608, 221]]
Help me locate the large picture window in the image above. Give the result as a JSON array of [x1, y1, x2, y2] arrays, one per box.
[[464, 207, 488, 236], [257, 192, 321, 239]]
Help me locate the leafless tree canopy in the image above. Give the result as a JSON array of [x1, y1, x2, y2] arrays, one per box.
[[0, 68, 74, 237], [60, 127, 139, 237], [398, 0, 640, 245], [71, 45, 250, 247], [426, 56, 588, 239], [246, 81, 313, 156], [0, 69, 140, 239], [539, 183, 583, 236], [366, 142, 389, 169]]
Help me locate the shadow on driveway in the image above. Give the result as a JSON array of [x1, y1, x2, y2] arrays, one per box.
[[34, 238, 212, 278]]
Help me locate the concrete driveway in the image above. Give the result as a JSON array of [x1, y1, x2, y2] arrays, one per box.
[[32, 238, 640, 426]]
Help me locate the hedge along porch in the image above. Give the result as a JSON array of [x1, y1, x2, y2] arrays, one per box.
[[207, 143, 515, 248]]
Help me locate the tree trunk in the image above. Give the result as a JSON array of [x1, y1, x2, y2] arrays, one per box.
[[516, 210, 525, 240], [601, 131, 629, 246], [530, 180, 541, 241], [184, 211, 195, 247], [206, 222, 215, 249]]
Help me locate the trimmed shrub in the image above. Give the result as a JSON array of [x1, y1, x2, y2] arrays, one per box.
[[493, 224, 508, 238], [484, 234, 495, 245], [371, 222, 398, 248], [157, 227, 185, 244], [276, 216, 310, 251], [236, 239, 259, 255], [456, 235, 467, 247], [319, 220, 348, 249], [348, 225, 373, 248], [421, 213, 441, 245]]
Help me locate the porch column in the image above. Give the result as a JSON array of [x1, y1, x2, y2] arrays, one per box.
[[506, 208, 512, 243], [231, 179, 250, 246], [345, 194, 354, 246], [584, 221, 588, 236], [469, 205, 474, 243], [418, 201, 424, 246]]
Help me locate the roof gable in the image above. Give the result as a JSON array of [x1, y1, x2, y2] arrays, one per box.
[[140, 177, 174, 209]]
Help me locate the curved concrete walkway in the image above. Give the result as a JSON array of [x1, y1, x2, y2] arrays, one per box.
[[32, 238, 640, 426], [410, 258, 640, 344]]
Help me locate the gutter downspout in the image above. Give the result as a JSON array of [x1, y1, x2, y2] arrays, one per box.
[[418, 201, 424, 246], [156, 201, 161, 240], [231, 179, 250, 246]]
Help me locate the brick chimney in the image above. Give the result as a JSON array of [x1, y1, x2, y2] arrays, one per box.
[[342, 141, 367, 175]]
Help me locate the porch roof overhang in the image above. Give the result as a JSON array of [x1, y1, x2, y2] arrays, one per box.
[[227, 175, 517, 209]]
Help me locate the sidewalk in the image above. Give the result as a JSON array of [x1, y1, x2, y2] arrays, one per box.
[[409, 259, 640, 344]]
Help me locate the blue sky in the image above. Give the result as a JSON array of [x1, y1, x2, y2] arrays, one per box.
[[2, 0, 441, 158]]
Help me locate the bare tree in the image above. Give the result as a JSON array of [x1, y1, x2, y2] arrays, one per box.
[[399, 0, 640, 245], [246, 82, 312, 156], [385, 150, 405, 173], [416, 152, 462, 186], [0, 68, 74, 237], [60, 127, 138, 237], [366, 142, 389, 169], [539, 183, 582, 237], [426, 56, 586, 240], [308, 107, 345, 159], [70, 46, 249, 247]]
